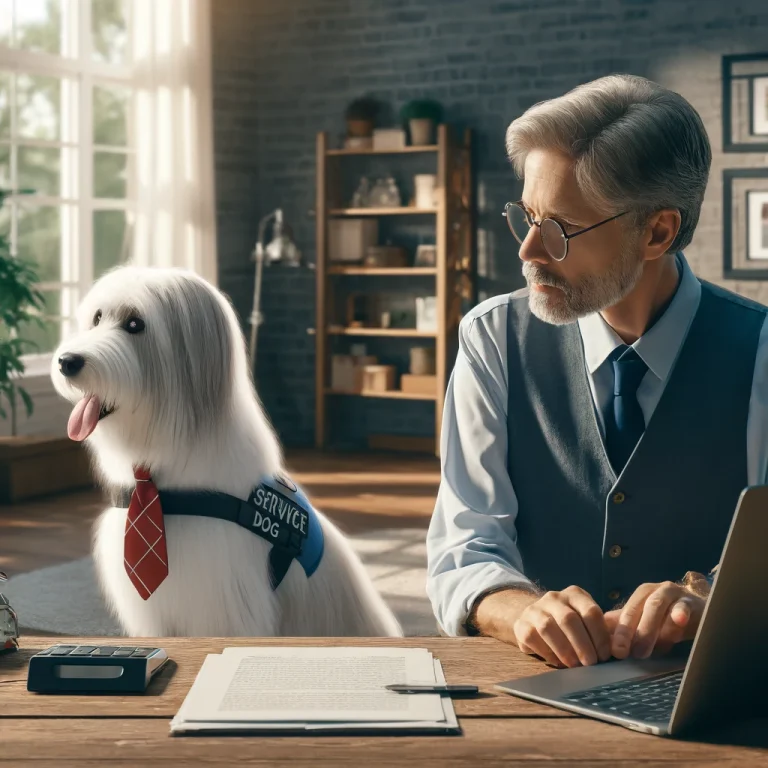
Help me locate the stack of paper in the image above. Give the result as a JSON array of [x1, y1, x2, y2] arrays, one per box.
[[170, 646, 460, 735]]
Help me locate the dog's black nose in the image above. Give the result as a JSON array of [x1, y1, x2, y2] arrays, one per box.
[[58, 353, 85, 377]]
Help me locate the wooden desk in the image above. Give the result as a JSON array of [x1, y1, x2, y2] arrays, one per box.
[[2, 636, 767, 766]]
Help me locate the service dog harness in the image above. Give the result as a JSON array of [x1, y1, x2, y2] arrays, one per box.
[[111, 470, 324, 599]]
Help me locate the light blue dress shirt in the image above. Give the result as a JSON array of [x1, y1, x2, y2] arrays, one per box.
[[426, 253, 768, 636]]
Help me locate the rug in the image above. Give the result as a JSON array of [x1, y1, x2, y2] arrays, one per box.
[[2, 527, 440, 637]]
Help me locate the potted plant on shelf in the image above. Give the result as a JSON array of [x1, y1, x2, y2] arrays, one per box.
[[400, 99, 444, 146], [344, 95, 380, 149], [0, 188, 95, 504]]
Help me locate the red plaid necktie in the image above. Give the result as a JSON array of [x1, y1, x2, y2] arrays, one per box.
[[124, 466, 169, 600]]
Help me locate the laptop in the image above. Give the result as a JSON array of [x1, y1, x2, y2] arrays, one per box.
[[494, 484, 768, 737]]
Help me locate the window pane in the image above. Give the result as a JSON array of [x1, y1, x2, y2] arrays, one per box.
[[0, 198, 10, 237], [16, 0, 62, 56], [0, 71, 10, 140], [92, 0, 128, 65], [18, 145, 60, 196], [94, 151, 126, 198], [0, 144, 9, 189], [93, 84, 129, 146], [17, 204, 62, 282], [16, 73, 61, 141], [93, 209, 128, 279], [16, 301, 61, 356], [0, 1, 11, 47]]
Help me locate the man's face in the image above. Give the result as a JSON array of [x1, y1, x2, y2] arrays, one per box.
[[518, 148, 645, 324]]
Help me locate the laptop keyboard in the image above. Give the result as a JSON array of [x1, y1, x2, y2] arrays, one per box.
[[562, 669, 684, 722]]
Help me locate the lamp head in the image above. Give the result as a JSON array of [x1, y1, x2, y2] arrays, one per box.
[[266, 209, 301, 266]]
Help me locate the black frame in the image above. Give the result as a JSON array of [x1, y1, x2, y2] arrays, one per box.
[[722, 168, 768, 280], [722, 53, 768, 153]]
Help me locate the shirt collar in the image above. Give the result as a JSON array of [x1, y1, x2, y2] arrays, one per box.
[[577, 252, 701, 382]]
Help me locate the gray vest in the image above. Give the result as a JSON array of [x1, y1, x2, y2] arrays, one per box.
[[506, 279, 766, 612]]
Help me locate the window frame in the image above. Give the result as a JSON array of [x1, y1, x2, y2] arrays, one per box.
[[0, 0, 135, 378]]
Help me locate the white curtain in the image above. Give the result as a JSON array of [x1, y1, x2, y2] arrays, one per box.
[[127, 0, 218, 287]]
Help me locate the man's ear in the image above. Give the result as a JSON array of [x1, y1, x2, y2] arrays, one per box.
[[643, 209, 681, 261]]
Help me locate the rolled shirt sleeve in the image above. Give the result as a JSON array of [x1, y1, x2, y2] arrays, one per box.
[[426, 298, 537, 636]]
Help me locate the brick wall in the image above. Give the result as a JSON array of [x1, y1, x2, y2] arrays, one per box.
[[211, 0, 768, 449]]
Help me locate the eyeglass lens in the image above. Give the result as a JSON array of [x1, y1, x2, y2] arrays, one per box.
[[505, 204, 568, 261]]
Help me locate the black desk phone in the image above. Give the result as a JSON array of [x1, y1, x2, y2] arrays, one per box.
[[27, 644, 169, 693]]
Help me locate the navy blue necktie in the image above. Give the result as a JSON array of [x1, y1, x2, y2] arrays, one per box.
[[605, 345, 648, 474]]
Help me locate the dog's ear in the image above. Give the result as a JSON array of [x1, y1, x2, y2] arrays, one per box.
[[163, 277, 235, 433]]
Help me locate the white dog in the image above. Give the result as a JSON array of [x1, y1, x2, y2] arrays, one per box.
[[50, 264, 402, 638]]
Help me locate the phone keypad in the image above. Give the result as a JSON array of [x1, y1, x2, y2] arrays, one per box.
[[37, 645, 158, 658]]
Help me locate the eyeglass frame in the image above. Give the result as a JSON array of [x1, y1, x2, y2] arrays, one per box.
[[503, 200, 629, 261]]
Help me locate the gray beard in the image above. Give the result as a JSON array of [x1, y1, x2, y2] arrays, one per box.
[[522, 244, 644, 325]]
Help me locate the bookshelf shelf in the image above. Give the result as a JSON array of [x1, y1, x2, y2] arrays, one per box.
[[326, 145, 438, 156], [328, 266, 437, 276], [329, 207, 436, 216], [326, 327, 437, 338], [324, 388, 437, 401]]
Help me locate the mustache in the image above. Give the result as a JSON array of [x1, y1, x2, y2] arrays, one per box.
[[523, 263, 568, 291]]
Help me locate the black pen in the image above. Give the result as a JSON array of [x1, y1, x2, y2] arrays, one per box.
[[385, 684, 479, 695]]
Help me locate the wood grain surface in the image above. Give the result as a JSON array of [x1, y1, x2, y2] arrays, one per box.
[[2, 635, 767, 766]]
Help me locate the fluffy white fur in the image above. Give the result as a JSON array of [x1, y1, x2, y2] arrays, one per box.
[[50, 264, 402, 638]]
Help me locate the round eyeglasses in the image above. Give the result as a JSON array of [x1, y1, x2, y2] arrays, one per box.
[[503, 201, 629, 261]]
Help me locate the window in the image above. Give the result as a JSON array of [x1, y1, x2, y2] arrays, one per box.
[[0, 0, 133, 375]]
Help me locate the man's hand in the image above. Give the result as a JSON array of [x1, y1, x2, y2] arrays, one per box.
[[513, 586, 612, 668], [605, 581, 706, 660]]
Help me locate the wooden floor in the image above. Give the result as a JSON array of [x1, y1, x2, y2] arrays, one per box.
[[0, 449, 440, 578]]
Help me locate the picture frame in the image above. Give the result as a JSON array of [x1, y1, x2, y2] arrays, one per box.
[[722, 53, 768, 152], [722, 168, 768, 279]]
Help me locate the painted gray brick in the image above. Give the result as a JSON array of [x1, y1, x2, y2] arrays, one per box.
[[212, 0, 768, 449]]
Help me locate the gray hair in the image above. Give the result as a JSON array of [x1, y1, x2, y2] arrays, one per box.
[[505, 74, 712, 253]]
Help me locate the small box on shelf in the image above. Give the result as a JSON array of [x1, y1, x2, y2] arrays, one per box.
[[362, 365, 396, 392], [328, 219, 378, 263], [401, 374, 437, 396], [331, 354, 377, 392]]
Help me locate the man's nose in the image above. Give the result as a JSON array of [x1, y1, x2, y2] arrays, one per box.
[[517, 226, 549, 265], [59, 353, 85, 377]]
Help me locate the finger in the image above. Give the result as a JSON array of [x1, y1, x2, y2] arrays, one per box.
[[604, 609, 621, 634], [632, 583, 681, 659], [547, 601, 599, 666], [515, 622, 564, 668], [612, 584, 656, 659], [530, 607, 582, 668], [564, 589, 612, 663], [670, 597, 693, 627]]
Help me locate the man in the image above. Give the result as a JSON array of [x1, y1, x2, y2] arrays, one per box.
[[426, 74, 768, 670]]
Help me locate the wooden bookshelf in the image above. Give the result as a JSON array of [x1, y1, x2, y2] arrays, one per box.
[[314, 124, 475, 456]]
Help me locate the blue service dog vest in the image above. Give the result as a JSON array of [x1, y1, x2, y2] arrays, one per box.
[[111, 472, 324, 590], [504, 274, 767, 612]]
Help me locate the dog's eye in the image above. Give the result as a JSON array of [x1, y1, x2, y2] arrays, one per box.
[[93, 310, 101, 326], [124, 316, 145, 334]]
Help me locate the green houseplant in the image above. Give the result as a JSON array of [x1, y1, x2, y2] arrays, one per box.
[[400, 99, 444, 146], [345, 96, 380, 139], [0, 188, 95, 503], [0, 189, 48, 437]]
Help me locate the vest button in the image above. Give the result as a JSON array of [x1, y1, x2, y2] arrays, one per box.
[[608, 590, 621, 601], [612, 492, 625, 504], [609, 544, 622, 558]]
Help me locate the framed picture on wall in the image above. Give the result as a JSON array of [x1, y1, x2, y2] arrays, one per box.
[[723, 168, 768, 279], [722, 53, 768, 152], [752, 77, 768, 135]]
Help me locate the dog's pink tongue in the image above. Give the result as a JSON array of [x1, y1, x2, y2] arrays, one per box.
[[67, 394, 101, 442]]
